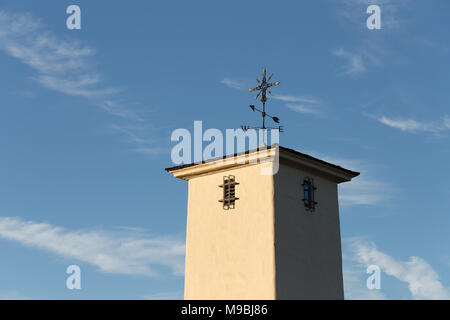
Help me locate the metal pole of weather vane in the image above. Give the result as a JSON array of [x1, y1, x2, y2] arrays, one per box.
[[243, 68, 282, 146]]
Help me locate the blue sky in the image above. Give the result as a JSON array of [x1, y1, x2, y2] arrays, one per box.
[[0, 0, 449, 299]]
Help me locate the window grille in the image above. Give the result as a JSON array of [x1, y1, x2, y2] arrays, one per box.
[[219, 175, 239, 210], [302, 177, 317, 211]]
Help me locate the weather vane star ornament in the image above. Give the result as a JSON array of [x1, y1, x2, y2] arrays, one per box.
[[242, 68, 283, 138], [249, 67, 280, 105]]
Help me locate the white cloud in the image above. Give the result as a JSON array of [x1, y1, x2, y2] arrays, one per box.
[[0, 290, 29, 300], [337, 0, 409, 29], [0, 10, 138, 121], [339, 178, 391, 206], [0, 10, 170, 156], [332, 48, 366, 75], [220, 78, 245, 90], [0, 216, 185, 277], [274, 95, 322, 115], [108, 123, 168, 156], [286, 104, 320, 115], [332, 0, 412, 75], [347, 238, 450, 300], [308, 153, 393, 206], [99, 100, 144, 122], [220, 76, 323, 116], [343, 266, 387, 300], [272, 95, 320, 104], [142, 291, 184, 300], [34, 74, 120, 99], [377, 116, 447, 133], [443, 115, 450, 129]]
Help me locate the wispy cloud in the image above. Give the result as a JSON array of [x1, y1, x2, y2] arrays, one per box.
[[286, 104, 320, 115], [220, 77, 323, 115], [0, 11, 135, 117], [443, 115, 450, 129], [142, 291, 184, 300], [274, 95, 322, 115], [332, 48, 366, 75], [0, 216, 185, 277], [376, 115, 450, 133], [308, 153, 394, 206], [220, 78, 245, 90], [332, 43, 385, 76], [346, 238, 450, 300], [271, 95, 320, 104], [337, 0, 409, 30], [34, 74, 116, 98], [340, 178, 391, 206], [0, 10, 170, 155], [343, 264, 387, 300], [109, 123, 169, 156], [378, 117, 436, 132], [0, 290, 29, 300], [332, 0, 412, 75]]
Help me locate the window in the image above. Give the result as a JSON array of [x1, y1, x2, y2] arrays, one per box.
[[302, 177, 317, 211], [219, 175, 239, 210]]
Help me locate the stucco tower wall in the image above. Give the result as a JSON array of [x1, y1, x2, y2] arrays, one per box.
[[184, 161, 276, 299], [274, 160, 344, 299]]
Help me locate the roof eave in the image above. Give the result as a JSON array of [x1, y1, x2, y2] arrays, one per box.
[[165, 145, 359, 183]]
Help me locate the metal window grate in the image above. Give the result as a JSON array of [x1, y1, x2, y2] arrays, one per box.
[[302, 177, 317, 211], [219, 175, 239, 210]]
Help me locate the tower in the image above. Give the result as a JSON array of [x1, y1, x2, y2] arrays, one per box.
[[165, 145, 359, 299]]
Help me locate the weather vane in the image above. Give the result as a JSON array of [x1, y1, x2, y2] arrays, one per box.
[[242, 68, 283, 142]]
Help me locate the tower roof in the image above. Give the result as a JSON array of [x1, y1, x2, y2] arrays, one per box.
[[165, 145, 360, 183]]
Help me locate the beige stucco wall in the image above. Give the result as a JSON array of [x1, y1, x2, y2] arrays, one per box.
[[274, 160, 344, 299], [184, 161, 276, 299]]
